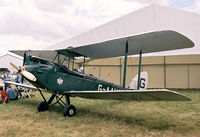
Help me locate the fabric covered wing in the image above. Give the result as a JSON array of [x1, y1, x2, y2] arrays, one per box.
[[65, 89, 191, 101], [66, 30, 194, 59]]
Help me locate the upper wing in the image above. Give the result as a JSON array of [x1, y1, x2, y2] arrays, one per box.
[[10, 30, 194, 60], [9, 50, 58, 61], [60, 30, 194, 59], [65, 89, 191, 101]]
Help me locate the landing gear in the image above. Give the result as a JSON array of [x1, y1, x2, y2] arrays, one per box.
[[37, 88, 76, 117], [37, 101, 48, 111], [63, 104, 76, 117], [63, 95, 76, 117]]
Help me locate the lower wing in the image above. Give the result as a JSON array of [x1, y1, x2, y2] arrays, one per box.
[[6, 81, 191, 101], [5, 81, 38, 90], [64, 89, 191, 101]]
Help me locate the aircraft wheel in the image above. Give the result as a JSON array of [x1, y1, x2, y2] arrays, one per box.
[[63, 104, 76, 117], [37, 101, 49, 112]]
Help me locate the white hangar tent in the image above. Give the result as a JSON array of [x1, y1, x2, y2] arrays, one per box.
[[46, 4, 198, 56], [0, 54, 22, 73], [12, 4, 199, 58]]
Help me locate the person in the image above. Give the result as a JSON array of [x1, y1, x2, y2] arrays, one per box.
[[15, 72, 22, 83], [0, 87, 9, 104], [15, 72, 23, 90], [2, 70, 12, 90], [6, 86, 18, 100]]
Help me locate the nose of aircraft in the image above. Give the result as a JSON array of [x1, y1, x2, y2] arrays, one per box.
[[10, 62, 37, 82]]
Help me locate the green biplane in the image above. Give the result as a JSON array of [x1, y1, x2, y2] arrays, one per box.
[[8, 30, 194, 117]]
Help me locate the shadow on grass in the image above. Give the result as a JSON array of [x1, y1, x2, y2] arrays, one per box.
[[14, 98, 180, 131], [15, 98, 64, 112], [76, 106, 177, 131]]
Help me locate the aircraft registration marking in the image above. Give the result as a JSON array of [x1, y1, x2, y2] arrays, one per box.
[[57, 78, 63, 85], [98, 84, 120, 91]]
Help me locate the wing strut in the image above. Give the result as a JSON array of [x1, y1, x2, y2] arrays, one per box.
[[68, 57, 70, 68], [72, 57, 75, 69], [123, 41, 128, 88], [61, 56, 67, 65], [137, 50, 142, 89], [53, 53, 58, 62], [83, 56, 86, 73]]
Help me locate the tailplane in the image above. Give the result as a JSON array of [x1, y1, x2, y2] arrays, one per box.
[[129, 72, 148, 89]]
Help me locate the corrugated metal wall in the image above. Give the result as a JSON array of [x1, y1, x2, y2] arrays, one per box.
[[85, 54, 200, 89]]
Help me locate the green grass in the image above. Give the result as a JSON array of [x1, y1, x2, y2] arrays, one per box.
[[0, 89, 200, 137]]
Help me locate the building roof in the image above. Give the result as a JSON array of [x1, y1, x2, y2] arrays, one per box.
[[46, 4, 200, 56], [0, 54, 22, 72]]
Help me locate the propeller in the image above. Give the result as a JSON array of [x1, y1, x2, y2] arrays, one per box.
[[10, 62, 37, 82]]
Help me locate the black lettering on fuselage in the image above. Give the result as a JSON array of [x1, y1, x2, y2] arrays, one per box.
[[98, 84, 119, 91]]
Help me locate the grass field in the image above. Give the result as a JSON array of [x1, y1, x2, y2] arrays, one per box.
[[0, 89, 200, 137]]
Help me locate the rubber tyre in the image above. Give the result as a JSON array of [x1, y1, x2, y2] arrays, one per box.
[[63, 104, 76, 117], [37, 101, 49, 112]]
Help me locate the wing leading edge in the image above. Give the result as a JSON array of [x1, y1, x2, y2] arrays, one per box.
[[65, 89, 191, 101]]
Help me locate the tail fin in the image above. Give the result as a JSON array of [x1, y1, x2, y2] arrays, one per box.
[[129, 72, 148, 89]]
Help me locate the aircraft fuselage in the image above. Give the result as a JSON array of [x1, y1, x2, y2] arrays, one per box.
[[24, 56, 124, 94]]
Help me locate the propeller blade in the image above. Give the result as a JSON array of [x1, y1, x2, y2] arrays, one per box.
[[10, 62, 19, 70], [10, 62, 37, 82], [21, 70, 37, 82]]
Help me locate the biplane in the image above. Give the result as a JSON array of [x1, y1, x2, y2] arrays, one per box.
[[8, 30, 194, 117]]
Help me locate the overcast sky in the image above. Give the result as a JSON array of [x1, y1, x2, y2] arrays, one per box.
[[0, 0, 200, 56]]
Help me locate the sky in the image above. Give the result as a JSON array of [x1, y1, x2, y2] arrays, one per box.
[[0, 0, 200, 56]]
